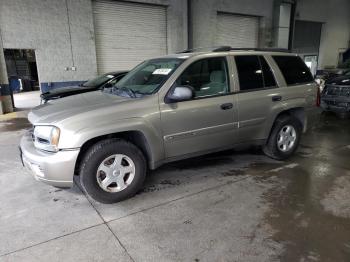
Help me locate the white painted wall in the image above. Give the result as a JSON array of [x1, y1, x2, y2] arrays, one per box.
[[276, 3, 291, 49]]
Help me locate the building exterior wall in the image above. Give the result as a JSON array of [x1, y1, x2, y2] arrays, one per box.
[[0, 0, 349, 94], [296, 0, 350, 69], [190, 0, 275, 48], [0, 0, 187, 91], [0, 0, 97, 91]]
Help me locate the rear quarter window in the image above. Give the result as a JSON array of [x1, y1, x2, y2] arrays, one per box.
[[272, 55, 314, 85]]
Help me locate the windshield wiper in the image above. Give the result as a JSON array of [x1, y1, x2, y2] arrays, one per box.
[[112, 86, 137, 98]]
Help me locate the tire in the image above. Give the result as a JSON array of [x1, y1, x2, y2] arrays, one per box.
[[79, 138, 147, 204], [263, 115, 302, 160]]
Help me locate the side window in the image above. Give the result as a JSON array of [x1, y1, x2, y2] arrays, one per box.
[[176, 57, 229, 98], [235, 55, 264, 90], [259, 56, 277, 87], [272, 55, 314, 85]]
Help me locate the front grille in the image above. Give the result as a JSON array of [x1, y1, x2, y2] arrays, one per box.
[[324, 85, 350, 97], [324, 100, 350, 108]]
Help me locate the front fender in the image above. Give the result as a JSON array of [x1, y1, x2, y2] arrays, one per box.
[[58, 117, 164, 167]]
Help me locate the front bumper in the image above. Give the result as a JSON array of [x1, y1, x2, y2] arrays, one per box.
[[321, 99, 350, 114], [20, 131, 80, 188]]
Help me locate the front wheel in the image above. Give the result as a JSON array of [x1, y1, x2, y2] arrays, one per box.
[[79, 139, 147, 203], [263, 115, 302, 160]]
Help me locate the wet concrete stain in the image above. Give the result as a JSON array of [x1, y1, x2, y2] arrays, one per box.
[[168, 153, 234, 170], [139, 179, 183, 193], [0, 118, 31, 132], [262, 168, 350, 262], [159, 179, 182, 186], [221, 169, 246, 177], [258, 113, 350, 262]]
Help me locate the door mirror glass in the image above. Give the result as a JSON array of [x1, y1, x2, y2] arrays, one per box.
[[166, 86, 194, 103]]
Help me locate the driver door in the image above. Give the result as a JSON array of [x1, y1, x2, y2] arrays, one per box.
[[160, 56, 239, 159]]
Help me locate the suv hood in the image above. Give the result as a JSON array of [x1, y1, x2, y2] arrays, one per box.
[[326, 75, 350, 86], [29, 91, 130, 124], [41, 85, 95, 98]]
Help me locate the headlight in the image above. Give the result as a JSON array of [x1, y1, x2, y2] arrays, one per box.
[[33, 126, 61, 152]]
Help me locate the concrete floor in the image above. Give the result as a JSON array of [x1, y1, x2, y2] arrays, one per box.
[[0, 108, 350, 261]]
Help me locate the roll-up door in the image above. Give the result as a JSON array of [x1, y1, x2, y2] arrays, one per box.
[[215, 13, 259, 48], [292, 20, 322, 54], [93, 0, 167, 73]]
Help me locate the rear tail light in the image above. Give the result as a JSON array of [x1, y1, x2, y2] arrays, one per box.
[[316, 86, 321, 107]]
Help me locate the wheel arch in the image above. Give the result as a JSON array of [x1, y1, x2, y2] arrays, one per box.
[[266, 107, 306, 142], [74, 130, 155, 176]]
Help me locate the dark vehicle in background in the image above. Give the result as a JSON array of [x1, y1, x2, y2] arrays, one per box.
[[316, 68, 350, 82], [40, 71, 128, 103], [321, 70, 350, 117]]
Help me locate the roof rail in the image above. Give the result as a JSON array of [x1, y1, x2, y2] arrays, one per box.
[[177, 46, 232, 53], [213, 47, 291, 53], [178, 46, 291, 53]]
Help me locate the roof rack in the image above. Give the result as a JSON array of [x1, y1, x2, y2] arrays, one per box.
[[214, 47, 291, 53], [178, 46, 221, 53], [178, 46, 291, 53]]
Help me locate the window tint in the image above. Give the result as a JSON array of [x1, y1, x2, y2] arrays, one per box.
[[83, 74, 115, 87], [114, 58, 183, 95], [273, 55, 314, 85], [260, 56, 276, 87], [235, 55, 264, 90], [176, 57, 229, 98]]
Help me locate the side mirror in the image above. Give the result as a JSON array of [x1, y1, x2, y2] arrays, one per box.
[[165, 86, 194, 103]]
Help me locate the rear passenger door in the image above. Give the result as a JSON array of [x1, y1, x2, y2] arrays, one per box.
[[234, 55, 282, 142]]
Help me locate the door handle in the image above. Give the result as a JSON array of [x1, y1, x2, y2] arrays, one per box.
[[272, 95, 282, 102], [220, 103, 233, 110]]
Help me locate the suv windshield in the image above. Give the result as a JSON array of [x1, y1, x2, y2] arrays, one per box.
[[108, 58, 183, 97], [82, 74, 115, 87]]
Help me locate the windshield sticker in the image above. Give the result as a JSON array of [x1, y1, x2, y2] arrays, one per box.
[[106, 75, 114, 78], [152, 68, 172, 75]]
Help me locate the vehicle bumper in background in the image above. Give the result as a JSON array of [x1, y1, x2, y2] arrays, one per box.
[[19, 131, 80, 188], [321, 99, 350, 114]]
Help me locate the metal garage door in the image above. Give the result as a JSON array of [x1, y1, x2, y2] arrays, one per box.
[[292, 20, 322, 54], [215, 13, 259, 48], [93, 0, 167, 73]]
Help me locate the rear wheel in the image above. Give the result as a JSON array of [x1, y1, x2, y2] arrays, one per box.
[[263, 115, 302, 160], [79, 139, 146, 203]]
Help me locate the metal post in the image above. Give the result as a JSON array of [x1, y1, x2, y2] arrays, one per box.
[[0, 20, 14, 114]]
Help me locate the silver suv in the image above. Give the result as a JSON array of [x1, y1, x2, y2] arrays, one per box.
[[20, 48, 320, 203]]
